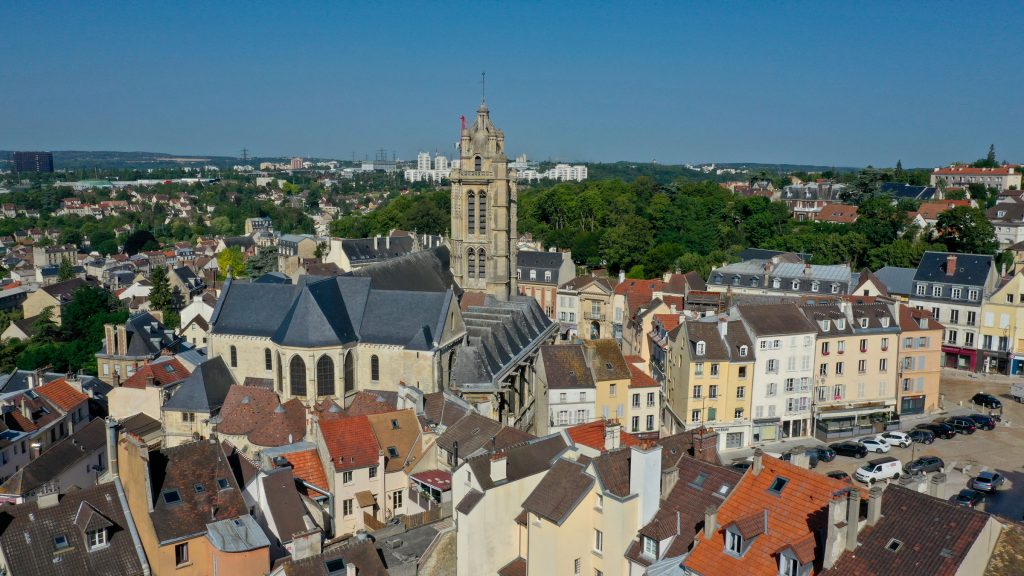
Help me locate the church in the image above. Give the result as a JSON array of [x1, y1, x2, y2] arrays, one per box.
[[204, 101, 556, 428]]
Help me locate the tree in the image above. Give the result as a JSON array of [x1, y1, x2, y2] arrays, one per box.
[[217, 246, 246, 279], [148, 266, 174, 312], [599, 215, 653, 272], [33, 306, 59, 342], [935, 206, 998, 255], [57, 257, 75, 281], [973, 145, 998, 168], [123, 230, 159, 255]]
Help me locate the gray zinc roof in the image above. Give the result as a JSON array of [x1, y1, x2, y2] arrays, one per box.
[[162, 356, 235, 413], [873, 266, 917, 296]]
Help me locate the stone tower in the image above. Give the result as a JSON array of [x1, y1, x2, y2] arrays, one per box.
[[450, 102, 518, 300]]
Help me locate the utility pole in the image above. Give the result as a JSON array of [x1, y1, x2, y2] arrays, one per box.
[[240, 148, 249, 165]]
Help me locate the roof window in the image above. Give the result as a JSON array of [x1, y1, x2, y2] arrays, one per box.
[[194, 483, 205, 494], [387, 446, 400, 458], [886, 538, 903, 552], [216, 478, 230, 490], [54, 534, 69, 551], [163, 489, 182, 504], [768, 476, 789, 494], [391, 419, 399, 430], [692, 472, 708, 488]]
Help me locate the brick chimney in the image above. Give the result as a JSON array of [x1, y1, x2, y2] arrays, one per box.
[[946, 254, 957, 276], [692, 427, 720, 463]]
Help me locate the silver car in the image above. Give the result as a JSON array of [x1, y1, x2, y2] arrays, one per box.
[[971, 471, 1005, 493]]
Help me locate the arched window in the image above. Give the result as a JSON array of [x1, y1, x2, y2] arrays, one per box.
[[344, 352, 355, 394], [276, 352, 283, 392], [264, 348, 272, 371], [467, 248, 476, 279], [467, 192, 476, 234], [371, 355, 380, 381], [478, 192, 487, 233], [477, 249, 486, 281], [474, 156, 482, 171], [289, 356, 306, 397], [230, 346, 237, 368], [316, 355, 335, 397], [696, 341, 706, 356]]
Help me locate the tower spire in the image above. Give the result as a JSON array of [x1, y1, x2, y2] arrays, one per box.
[[481, 71, 486, 104]]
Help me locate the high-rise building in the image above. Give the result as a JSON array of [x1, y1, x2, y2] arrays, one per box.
[[450, 102, 517, 300], [12, 151, 54, 173], [433, 154, 449, 171], [417, 151, 432, 170], [289, 157, 304, 169]]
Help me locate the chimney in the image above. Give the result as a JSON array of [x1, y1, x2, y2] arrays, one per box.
[[752, 448, 764, 476], [117, 325, 128, 355], [846, 489, 861, 552], [946, 254, 957, 276], [490, 453, 507, 483], [36, 483, 59, 509], [346, 561, 356, 576], [823, 496, 844, 569], [661, 467, 679, 499], [604, 419, 622, 451], [106, 417, 119, 478], [704, 505, 718, 539], [693, 428, 720, 463], [146, 374, 155, 387], [618, 270, 626, 283], [718, 316, 728, 338], [26, 374, 35, 389], [630, 444, 663, 525], [929, 473, 946, 499], [867, 486, 883, 526], [670, 304, 676, 313]]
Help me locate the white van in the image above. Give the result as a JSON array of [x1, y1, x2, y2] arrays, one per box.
[[854, 457, 902, 484], [1011, 382, 1024, 403]]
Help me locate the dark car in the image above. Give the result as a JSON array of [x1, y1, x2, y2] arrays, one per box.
[[829, 441, 868, 458], [826, 470, 850, 481], [908, 429, 935, 444], [944, 416, 977, 435], [731, 461, 751, 472], [971, 471, 1006, 493], [966, 413, 997, 431], [814, 446, 837, 463], [954, 489, 985, 508], [916, 422, 956, 439], [972, 393, 1002, 409], [904, 456, 944, 475]]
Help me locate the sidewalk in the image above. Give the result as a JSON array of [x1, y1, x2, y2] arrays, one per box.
[[721, 436, 827, 463]]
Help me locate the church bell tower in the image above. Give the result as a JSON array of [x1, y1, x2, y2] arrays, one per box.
[[450, 101, 518, 300]]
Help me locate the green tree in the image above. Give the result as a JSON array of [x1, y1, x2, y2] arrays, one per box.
[[973, 145, 998, 168], [217, 246, 246, 279], [149, 266, 173, 311], [57, 257, 75, 281], [935, 206, 998, 255], [600, 215, 653, 272], [33, 306, 59, 342]]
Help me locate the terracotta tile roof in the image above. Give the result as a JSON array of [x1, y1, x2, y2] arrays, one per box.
[[914, 200, 971, 220], [828, 485, 991, 576], [933, 165, 1018, 175], [248, 398, 306, 447], [497, 557, 527, 576], [122, 359, 190, 389], [522, 458, 594, 524], [313, 398, 346, 420], [34, 377, 88, 411], [566, 419, 640, 452], [615, 278, 668, 317], [654, 313, 682, 333], [346, 390, 398, 416], [627, 363, 658, 388], [216, 385, 281, 436], [583, 339, 631, 380], [276, 448, 329, 497], [591, 447, 634, 497], [898, 305, 944, 333], [684, 455, 857, 576], [365, 409, 422, 473], [319, 415, 381, 472]]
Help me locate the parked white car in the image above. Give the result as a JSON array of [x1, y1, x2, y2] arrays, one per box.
[[879, 431, 911, 448], [860, 437, 890, 453], [854, 456, 902, 484]]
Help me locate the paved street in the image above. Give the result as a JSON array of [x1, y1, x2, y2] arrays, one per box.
[[722, 368, 1024, 522]]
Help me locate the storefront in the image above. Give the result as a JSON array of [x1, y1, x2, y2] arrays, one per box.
[[1012, 354, 1024, 376], [752, 418, 779, 444], [900, 395, 926, 415], [942, 345, 977, 371], [979, 350, 1010, 375], [814, 402, 898, 441]]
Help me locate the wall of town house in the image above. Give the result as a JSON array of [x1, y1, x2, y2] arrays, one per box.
[[812, 330, 899, 409], [162, 410, 214, 448], [898, 328, 942, 414]]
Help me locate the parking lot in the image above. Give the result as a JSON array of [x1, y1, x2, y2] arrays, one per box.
[[731, 369, 1024, 521]]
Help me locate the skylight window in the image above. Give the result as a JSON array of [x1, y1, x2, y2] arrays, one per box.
[[391, 419, 399, 430], [216, 478, 230, 490], [163, 364, 176, 373], [692, 472, 708, 488], [768, 476, 789, 494], [54, 534, 69, 550], [886, 538, 903, 552], [163, 489, 182, 504], [387, 446, 399, 458], [194, 483, 205, 494], [718, 484, 731, 495]]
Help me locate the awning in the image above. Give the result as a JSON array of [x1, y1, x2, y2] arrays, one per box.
[[355, 490, 376, 508], [816, 402, 896, 420]]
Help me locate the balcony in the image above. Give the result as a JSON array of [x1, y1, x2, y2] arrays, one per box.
[[585, 311, 604, 321]]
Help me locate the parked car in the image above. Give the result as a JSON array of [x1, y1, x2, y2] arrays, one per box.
[[814, 446, 837, 463], [915, 422, 956, 439], [904, 456, 944, 475], [972, 393, 1002, 409], [954, 489, 985, 508], [826, 470, 850, 481], [880, 431, 912, 448], [908, 429, 935, 444], [782, 447, 834, 469], [860, 437, 891, 453], [730, 461, 751, 472], [1011, 382, 1024, 403], [854, 456, 902, 484], [966, 413, 997, 430], [830, 441, 868, 458], [944, 416, 977, 435], [971, 471, 1006, 493]]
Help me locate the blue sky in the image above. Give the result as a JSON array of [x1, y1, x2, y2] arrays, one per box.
[[3, 1, 1023, 167]]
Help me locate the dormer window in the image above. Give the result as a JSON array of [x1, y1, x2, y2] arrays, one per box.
[[545, 271, 552, 282], [831, 283, 840, 294], [696, 341, 706, 356], [791, 280, 800, 290], [836, 319, 846, 330], [860, 318, 868, 328], [726, 530, 744, 555], [732, 275, 740, 286], [780, 554, 800, 576], [739, 345, 748, 357], [714, 274, 723, 284], [881, 317, 890, 328], [811, 281, 820, 293], [87, 528, 108, 549], [819, 320, 830, 332], [530, 270, 537, 280], [751, 277, 760, 287], [932, 286, 942, 297], [773, 278, 781, 289]]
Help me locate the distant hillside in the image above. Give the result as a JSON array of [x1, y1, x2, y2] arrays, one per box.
[[580, 161, 860, 184], [0, 150, 248, 170]]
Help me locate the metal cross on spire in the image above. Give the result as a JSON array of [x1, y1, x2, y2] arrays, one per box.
[[481, 71, 486, 103]]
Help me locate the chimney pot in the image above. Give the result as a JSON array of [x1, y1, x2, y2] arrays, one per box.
[[867, 486, 883, 526], [752, 448, 764, 475], [946, 254, 957, 276], [704, 505, 718, 539], [846, 489, 861, 552]]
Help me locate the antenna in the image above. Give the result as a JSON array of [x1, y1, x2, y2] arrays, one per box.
[[481, 71, 486, 103], [240, 148, 249, 164]]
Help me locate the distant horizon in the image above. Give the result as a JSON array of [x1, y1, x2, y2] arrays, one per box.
[[2, 2, 1022, 167]]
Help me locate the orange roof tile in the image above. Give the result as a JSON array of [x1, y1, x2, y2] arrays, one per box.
[[627, 364, 659, 388], [933, 165, 1018, 175], [318, 416, 381, 472], [34, 378, 88, 412], [565, 420, 640, 452], [654, 313, 681, 332], [685, 456, 861, 576], [913, 200, 971, 220], [122, 359, 191, 389], [279, 448, 329, 497]]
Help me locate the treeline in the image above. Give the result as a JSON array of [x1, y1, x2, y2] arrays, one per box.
[[329, 191, 450, 238]]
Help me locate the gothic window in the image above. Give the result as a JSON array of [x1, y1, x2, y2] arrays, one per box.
[[344, 351, 354, 394], [467, 248, 476, 278], [264, 348, 272, 371], [276, 352, 282, 392], [478, 192, 487, 233], [289, 356, 306, 397], [316, 355, 335, 397], [371, 355, 380, 381], [229, 346, 237, 368], [474, 156, 482, 171], [478, 249, 486, 280], [467, 192, 476, 234]]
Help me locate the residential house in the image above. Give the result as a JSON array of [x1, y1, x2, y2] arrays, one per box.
[[668, 317, 755, 451], [556, 274, 615, 341], [0, 417, 106, 503], [118, 434, 270, 575], [897, 306, 944, 415], [737, 303, 818, 441], [987, 202, 1024, 250], [433, 409, 534, 470], [31, 243, 76, 268], [707, 255, 852, 298], [780, 181, 846, 220], [908, 252, 998, 370], [160, 357, 235, 447], [0, 481, 149, 575], [268, 540, 388, 576], [243, 464, 323, 562], [909, 199, 972, 229], [21, 277, 92, 327], [364, 409, 423, 520], [872, 266, 917, 300], [930, 165, 1022, 189], [314, 415, 385, 535], [277, 234, 319, 277], [96, 311, 181, 385], [107, 357, 191, 420], [585, 339, 634, 426], [625, 357, 661, 438], [169, 266, 205, 300], [535, 344, 597, 435], [815, 203, 859, 224], [516, 249, 576, 319], [978, 270, 1024, 374], [648, 313, 681, 386]]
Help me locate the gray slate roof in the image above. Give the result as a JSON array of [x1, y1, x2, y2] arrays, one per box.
[[517, 251, 565, 285], [162, 356, 235, 413], [873, 266, 917, 296], [913, 252, 993, 288], [346, 245, 458, 294]]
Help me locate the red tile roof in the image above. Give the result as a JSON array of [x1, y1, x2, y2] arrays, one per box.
[[685, 455, 860, 576], [933, 165, 1018, 175], [277, 448, 329, 497], [318, 416, 381, 472], [346, 390, 398, 416], [815, 203, 859, 224], [614, 279, 667, 317], [910, 200, 971, 221], [654, 313, 681, 333], [122, 359, 190, 389], [34, 378, 88, 411], [627, 364, 659, 388], [565, 420, 640, 452]]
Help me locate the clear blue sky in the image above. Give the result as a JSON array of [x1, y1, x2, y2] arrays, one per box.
[[3, 1, 1023, 167]]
